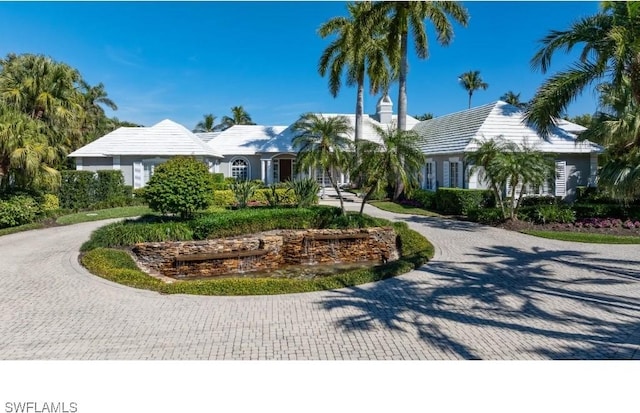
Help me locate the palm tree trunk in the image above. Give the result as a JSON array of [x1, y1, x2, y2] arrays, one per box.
[[468, 92, 472, 109], [397, 31, 408, 131], [326, 167, 345, 215], [359, 185, 378, 215], [355, 80, 364, 187]]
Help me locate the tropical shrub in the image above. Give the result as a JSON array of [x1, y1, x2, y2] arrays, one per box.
[[231, 180, 260, 208], [212, 190, 235, 207], [285, 178, 321, 208], [80, 219, 194, 251], [144, 157, 214, 218], [255, 187, 296, 207], [0, 194, 40, 228], [40, 193, 60, 211], [519, 195, 557, 207], [434, 188, 494, 215], [59, 170, 96, 210], [467, 207, 504, 225], [211, 173, 225, 183], [573, 203, 640, 220], [529, 205, 575, 224]]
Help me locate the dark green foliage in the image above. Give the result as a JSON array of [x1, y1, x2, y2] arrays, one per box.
[[434, 188, 494, 215], [519, 204, 575, 224], [80, 219, 434, 296], [189, 207, 340, 240], [409, 189, 436, 209], [519, 195, 557, 207], [95, 170, 126, 203], [144, 157, 214, 218], [467, 207, 504, 225], [573, 203, 640, 220], [211, 173, 225, 183], [325, 213, 388, 229], [80, 218, 194, 251], [0, 194, 40, 228], [59, 170, 96, 210]]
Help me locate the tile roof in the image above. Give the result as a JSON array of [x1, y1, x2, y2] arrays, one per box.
[[69, 119, 223, 158], [413, 101, 600, 155], [203, 125, 287, 155]]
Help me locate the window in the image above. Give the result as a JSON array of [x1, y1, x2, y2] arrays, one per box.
[[231, 158, 249, 181], [273, 159, 279, 182], [450, 162, 460, 188], [425, 162, 434, 190]]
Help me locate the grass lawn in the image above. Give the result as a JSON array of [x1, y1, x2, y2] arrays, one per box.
[[55, 206, 152, 225], [370, 201, 441, 217], [521, 229, 640, 244], [0, 222, 47, 237]]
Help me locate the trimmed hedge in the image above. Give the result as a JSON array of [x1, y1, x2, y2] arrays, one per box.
[[573, 203, 640, 220], [80, 218, 194, 251], [467, 207, 504, 225], [59, 170, 96, 210], [409, 189, 436, 209], [434, 188, 494, 215]]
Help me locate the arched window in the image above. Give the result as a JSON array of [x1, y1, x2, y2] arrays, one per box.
[[231, 158, 249, 181]]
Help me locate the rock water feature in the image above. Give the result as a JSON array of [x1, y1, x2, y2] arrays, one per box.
[[131, 227, 399, 281]]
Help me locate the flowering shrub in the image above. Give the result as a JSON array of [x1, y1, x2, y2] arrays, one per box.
[[575, 218, 640, 229]]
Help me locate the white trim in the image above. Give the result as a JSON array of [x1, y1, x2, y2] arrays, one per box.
[[112, 155, 121, 171], [229, 156, 251, 180]]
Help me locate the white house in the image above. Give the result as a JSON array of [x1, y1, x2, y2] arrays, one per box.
[[412, 101, 602, 201], [68, 119, 223, 188]]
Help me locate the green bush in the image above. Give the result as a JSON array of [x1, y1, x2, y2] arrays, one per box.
[[573, 203, 640, 220], [434, 188, 494, 215], [467, 207, 504, 225], [211, 183, 230, 191], [519, 195, 557, 207], [522, 204, 576, 224], [212, 190, 235, 207], [211, 173, 225, 183], [409, 189, 436, 209], [255, 187, 296, 206], [40, 193, 60, 211], [95, 170, 127, 204], [59, 170, 96, 210], [231, 180, 260, 208], [0, 195, 41, 229], [144, 157, 214, 218], [189, 207, 340, 240]]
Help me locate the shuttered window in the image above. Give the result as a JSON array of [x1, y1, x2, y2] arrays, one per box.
[[555, 161, 567, 197], [443, 161, 450, 188]]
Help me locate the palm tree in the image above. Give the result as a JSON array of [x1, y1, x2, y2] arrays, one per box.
[[500, 91, 527, 109], [220, 106, 255, 130], [413, 112, 434, 121], [467, 137, 555, 220], [318, 1, 394, 154], [374, 1, 469, 130], [525, 2, 640, 136], [292, 113, 354, 214], [193, 113, 217, 133], [459, 70, 489, 109], [355, 124, 425, 209]]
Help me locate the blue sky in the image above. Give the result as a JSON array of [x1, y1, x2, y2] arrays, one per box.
[[0, 1, 601, 128]]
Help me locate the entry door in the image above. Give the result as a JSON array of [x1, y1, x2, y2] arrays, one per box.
[[280, 159, 292, 182]]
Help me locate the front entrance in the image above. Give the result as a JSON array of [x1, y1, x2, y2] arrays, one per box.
[[279, 159, 292, 182]]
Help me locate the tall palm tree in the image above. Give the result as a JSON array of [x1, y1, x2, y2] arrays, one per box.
[[292, 113, 353, 214], [193, 113, 217, 133], [355, 124, 425, 208], [318, 1, 394, 153], [525, 1, 640, 136], [459, 70, 489, 109], [374, 1, 469, 130], [500, 91, 528, 109], [220, 106, 255, 130]]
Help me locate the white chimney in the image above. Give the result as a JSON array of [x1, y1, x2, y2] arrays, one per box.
[[376, 95, 393, 124]]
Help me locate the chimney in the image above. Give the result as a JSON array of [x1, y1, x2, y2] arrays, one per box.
[[376, 95, 393, 124]]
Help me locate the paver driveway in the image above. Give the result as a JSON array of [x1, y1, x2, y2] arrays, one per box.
[[1, 202, 639, 359]]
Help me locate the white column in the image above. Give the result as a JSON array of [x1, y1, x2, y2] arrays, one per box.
[[261, 160, 266, 183], [113, 155, 121, 170], [265, 160, 272, 185]]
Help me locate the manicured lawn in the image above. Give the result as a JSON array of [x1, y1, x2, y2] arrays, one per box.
[[370, 201, 441, 217], [55, 206, 153, 225], [521, 229, 640, 244], [0, 222, 47, 237]]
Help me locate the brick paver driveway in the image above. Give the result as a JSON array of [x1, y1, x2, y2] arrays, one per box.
[[1, 203, 639, 359]]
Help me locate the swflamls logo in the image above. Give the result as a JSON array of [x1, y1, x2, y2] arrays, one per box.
[[5, 402, 77, 413]]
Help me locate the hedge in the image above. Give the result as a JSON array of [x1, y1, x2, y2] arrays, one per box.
[[573, 203, 640, 220], [434, 188, 494, 215], [59, 170, 97, 210], [408, 189, 436, 209]]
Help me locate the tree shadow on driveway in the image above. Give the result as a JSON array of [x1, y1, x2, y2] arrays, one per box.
[[318, 244, 640, 359]]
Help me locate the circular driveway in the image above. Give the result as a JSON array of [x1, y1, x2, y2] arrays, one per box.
[[1, 203, 640, 359]]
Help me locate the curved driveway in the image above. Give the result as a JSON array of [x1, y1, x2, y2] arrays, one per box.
[[1, 203, 639, 359]]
